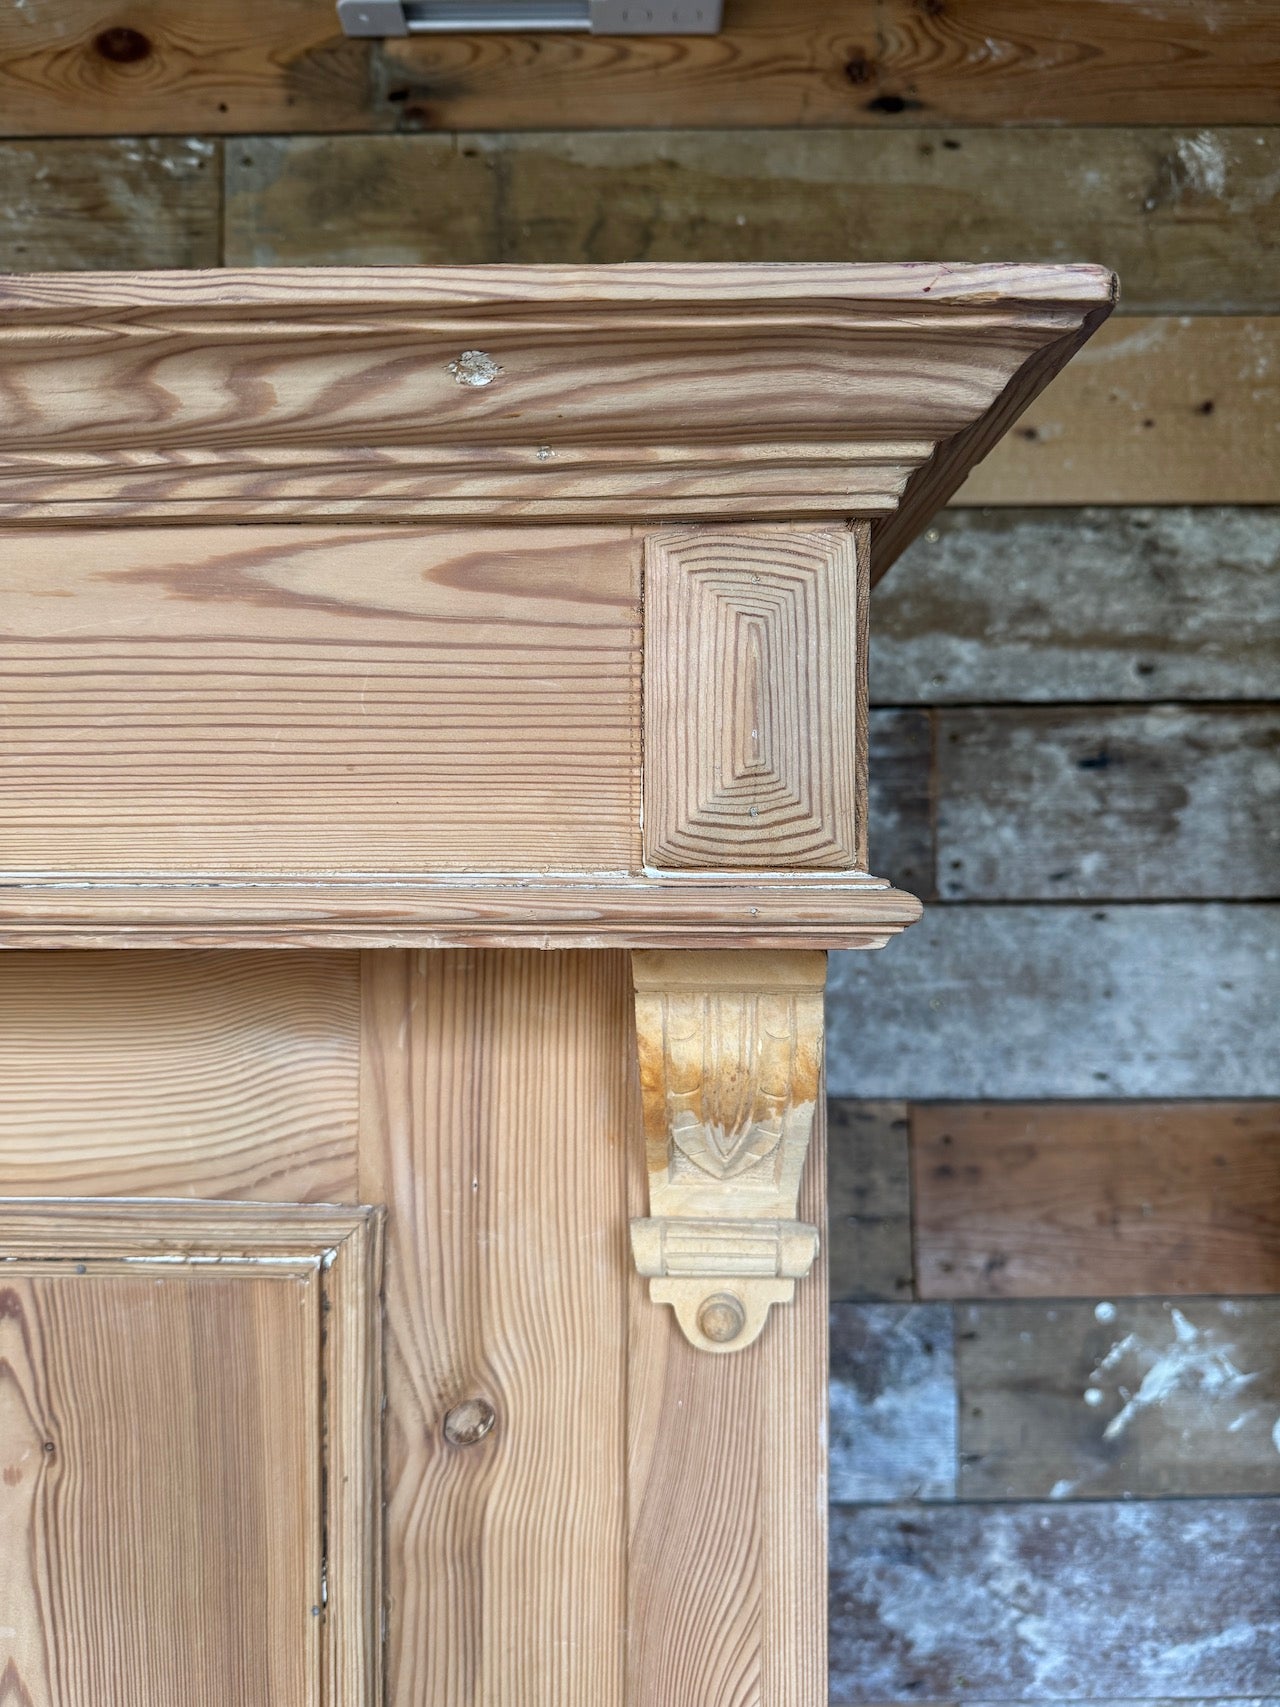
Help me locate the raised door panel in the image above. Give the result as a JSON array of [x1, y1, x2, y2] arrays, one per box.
[[0, 1201, 382, 1707], [0, 525, 641, 878]]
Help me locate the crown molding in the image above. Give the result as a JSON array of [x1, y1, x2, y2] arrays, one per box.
[[0, 263, 1115, 579]]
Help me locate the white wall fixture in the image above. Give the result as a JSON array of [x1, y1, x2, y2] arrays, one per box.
[[337, 0, 722, 35]]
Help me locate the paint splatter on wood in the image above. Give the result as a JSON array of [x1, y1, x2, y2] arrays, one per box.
[[830, 1304, 955, 1502], [830, 1500, 1280, 1702], [958, 1298, 1280, 1499]]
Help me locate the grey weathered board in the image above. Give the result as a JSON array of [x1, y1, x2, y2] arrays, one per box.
[[221, 128, 1280, 313], [868, 710, 935, 900], [827, 906, 1280, 1101], [957, 1297, 1280, 1501], [934, 706, 1280, 902], [0, 138, 220, 270], [870, 507, 1280, 705], [830, 1303, 955, 1504], [912, 1101, 1280, 1300], [871, 704, 1277, 904], [829, 1499, 1280, 1703], [827, 1101, 914, 1304]]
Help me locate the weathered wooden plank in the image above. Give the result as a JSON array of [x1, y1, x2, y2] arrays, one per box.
[[913, 1102, 1280, 1299], [868, 710, 934, 899], [826, 906, 1280, 1100], [0, 949, 360, 1201], [829, 1500, 1280, 1703], [224, 127, 1279, 314], [0, 138, 219, 270], [2, 2, 1276, 135], [965, 317, 1280, 505], [935, 706, 1280, 901], [958, 1297, 1280, 1500], [827, 1100, 913, 1304], [830, 1304, 955, 1503], [869, 507, 1280, 705]]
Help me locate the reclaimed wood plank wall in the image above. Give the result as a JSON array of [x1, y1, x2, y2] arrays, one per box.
[[2, 2, 1277, 1699]]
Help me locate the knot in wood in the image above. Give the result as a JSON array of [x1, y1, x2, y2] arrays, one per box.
[[443, 1397, 497, 1447]]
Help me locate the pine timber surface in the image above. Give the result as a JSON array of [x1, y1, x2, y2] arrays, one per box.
[[0, 948, 360, 1199], [0, 264, 1115, 549], [0, 1199, 382, 1707], [0, 1, 1275, 135], [0, 523, 643, 878]]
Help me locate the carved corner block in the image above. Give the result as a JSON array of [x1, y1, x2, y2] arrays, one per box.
[[630, 949, 826, 1353], [643, 527, 867, 870]]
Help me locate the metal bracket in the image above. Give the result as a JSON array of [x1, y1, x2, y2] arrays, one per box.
[[337, 0, 721, 36]]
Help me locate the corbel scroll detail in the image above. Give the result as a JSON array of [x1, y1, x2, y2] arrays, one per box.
[[630, 949, 826, 1352]]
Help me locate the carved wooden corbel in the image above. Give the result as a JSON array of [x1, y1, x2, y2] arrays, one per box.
[[630, 949, 826, 1352]]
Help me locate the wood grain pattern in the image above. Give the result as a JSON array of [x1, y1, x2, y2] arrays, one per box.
[[0, 1200, 381, 1707], [644, 528, 864, 870], [826, 906, 1280, 1101], [226, 126, 1280, 314], [0, 265, 1113, 556], [912, 1102, 1280, 1299], [966, 316, 1280, 505], [0, 949, 359, 1200], [627, 1036, 828, 1705], [0, 137, 219, 271], [935, 705, 1280, 901], [0, 2, 1274, 134], [957, 1297, 1280, 1500], [0, 875, 922, 951], [358, 949, 631, 1707], [0, 524, 641, 877], [830, 1500, 1280, 1703], [870, 507, 1280, 705]]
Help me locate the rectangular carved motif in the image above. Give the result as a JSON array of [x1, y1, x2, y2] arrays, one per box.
[[643, 527, 865, 869]]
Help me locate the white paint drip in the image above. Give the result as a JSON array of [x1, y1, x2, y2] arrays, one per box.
[[1175, 130, 1230, 199], [1272, 1416, 1280, 1456], [1094, 1301, 1117, 1323], [1090, 1307, 1260, 1441]]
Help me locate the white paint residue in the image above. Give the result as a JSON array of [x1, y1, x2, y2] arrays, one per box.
[[1094, 1301, 1117, 1323], [1083, 1387, 1104, 1407], [1175, 131, 1230, 199], [1093, 1308, 1259, 1441], [1272, 1416, 1280, 1455], [1048, 1478, 1077, 1500], [448, 350, 502, 388]]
